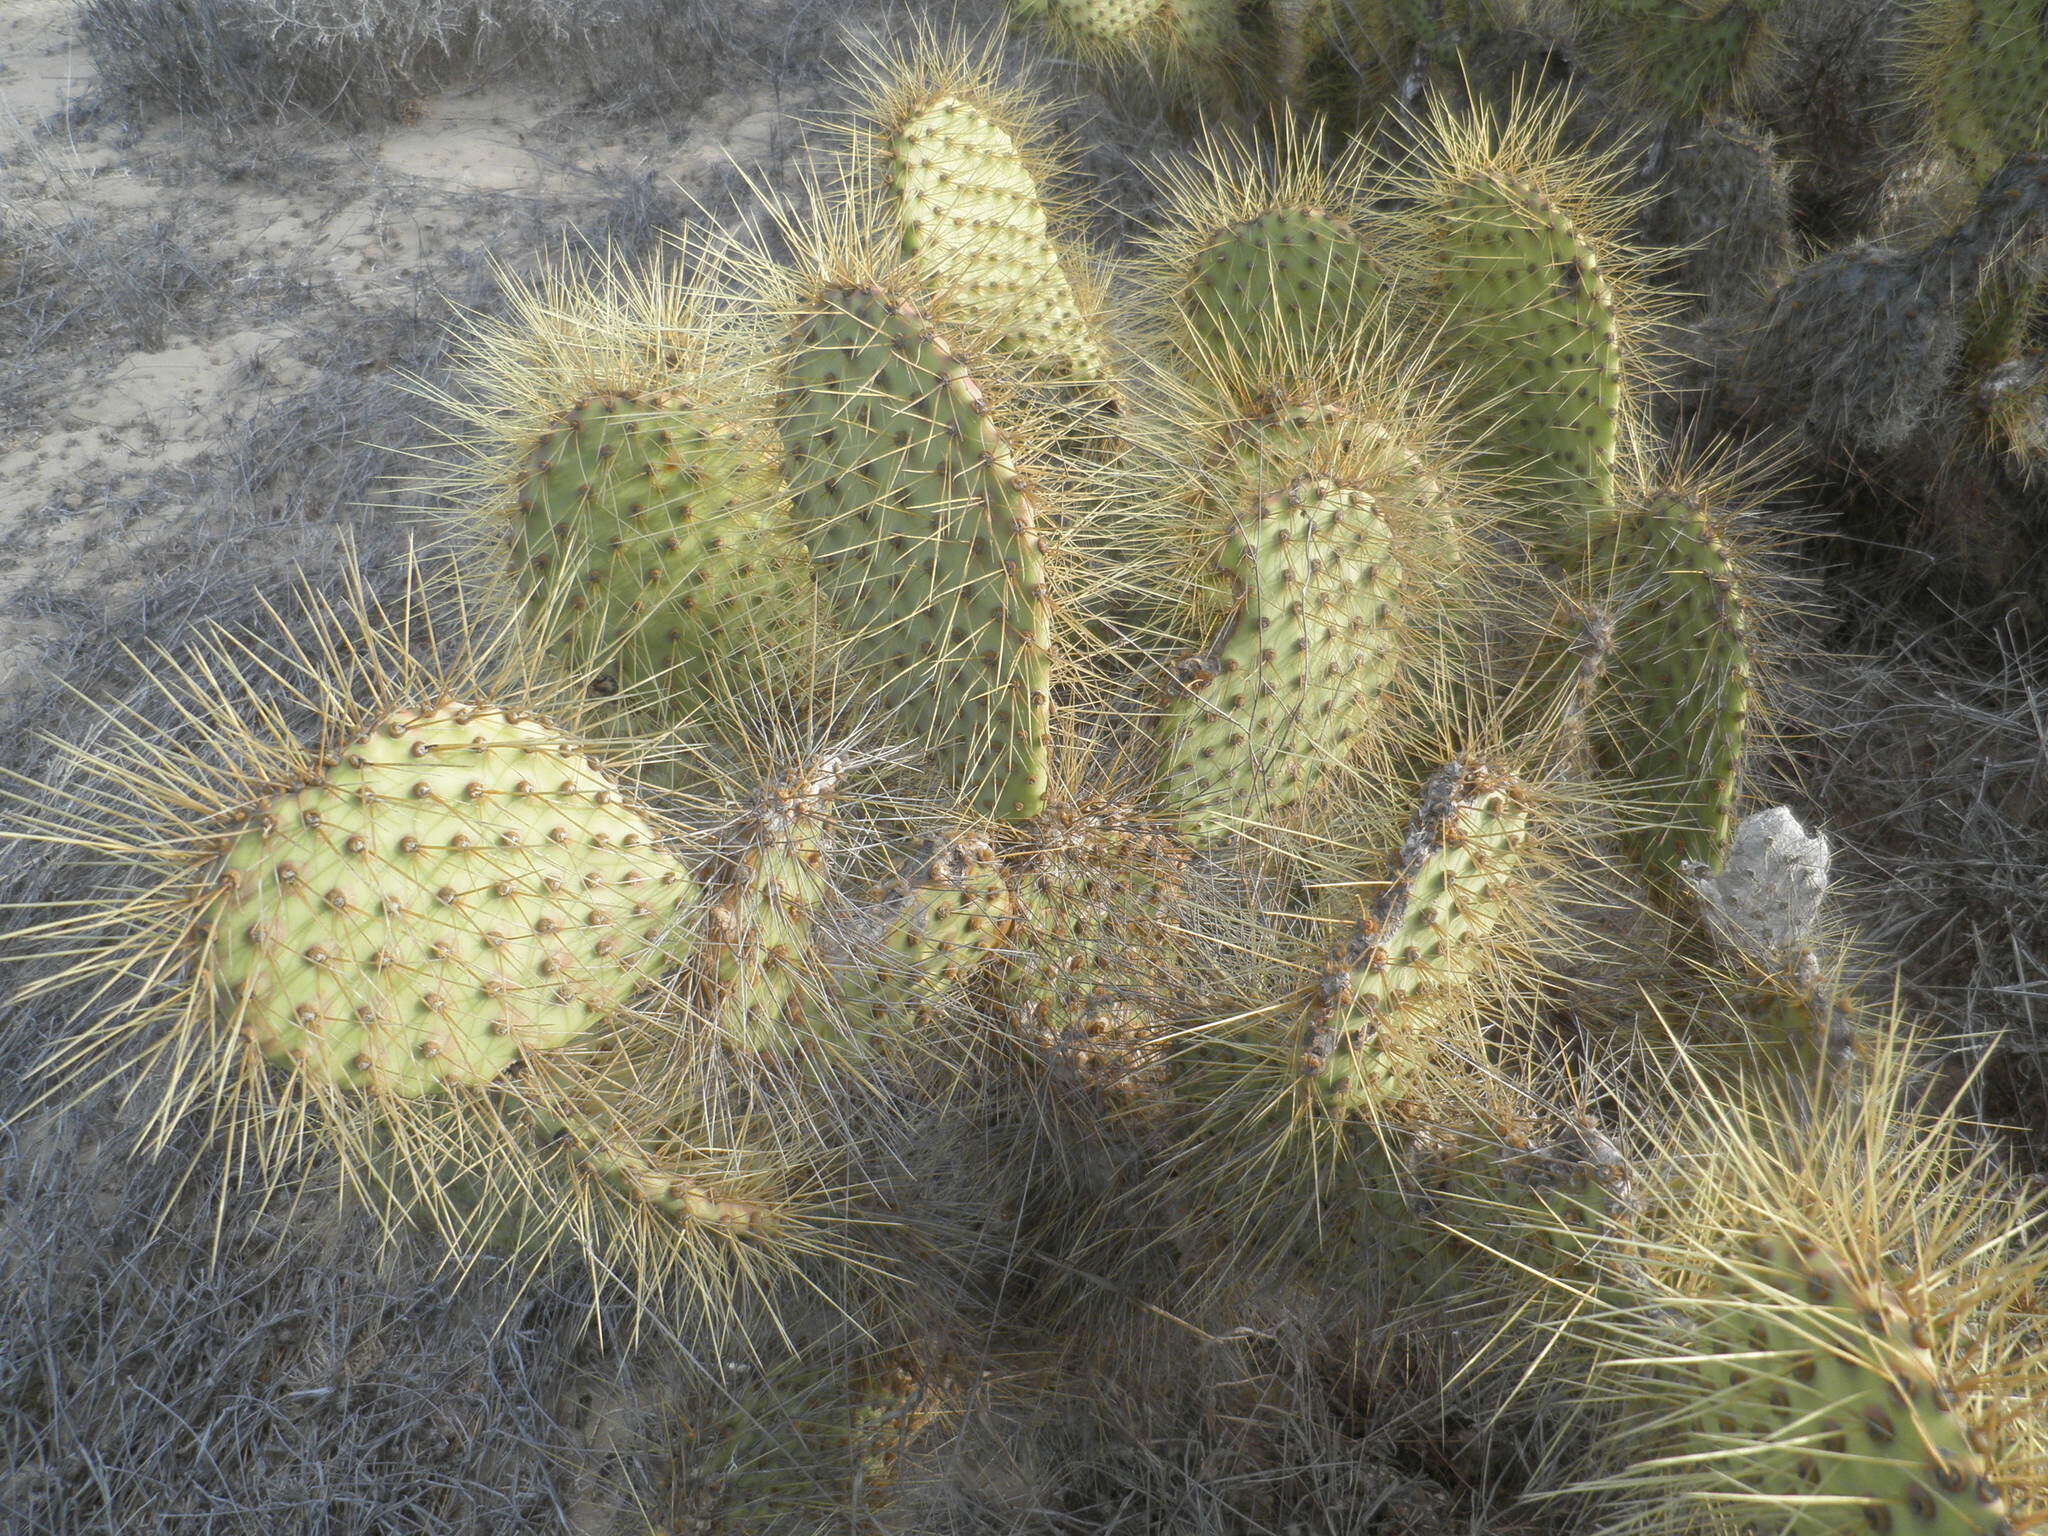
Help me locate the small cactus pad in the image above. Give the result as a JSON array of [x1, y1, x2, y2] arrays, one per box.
[[1591, 487, 1753, 897], [513, 392, 807, 718], [1677, 1235, 2017, 1536], [852, 835, 1017, 1026], [780, 287, 1053, 822], [692, 758, 849, 1057], [1153, 475, 1403, 842], [204, 702, 693, 1096], [1175, 208, 1384, 392], [1304, 761, 1529, 1116], [883, 93, 1113, 390], [1429, 172, 1624, 544], [1008, 802, 1194, 1040]]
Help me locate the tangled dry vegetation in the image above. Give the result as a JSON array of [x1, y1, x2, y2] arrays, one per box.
[[0, 1, 2045, 1534]]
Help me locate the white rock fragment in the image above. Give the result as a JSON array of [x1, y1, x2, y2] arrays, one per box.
[[1681, 806, 1831, 966]]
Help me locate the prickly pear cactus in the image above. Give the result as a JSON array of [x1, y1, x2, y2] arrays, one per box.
[[208, 700, 693, 1094]]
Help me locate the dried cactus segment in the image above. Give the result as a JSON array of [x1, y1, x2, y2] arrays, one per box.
[[1376, 1111, 1637, 1310], [850, 47, 1115, 396], [1576, 0, 1789, 120], [510, 391, 813, 724], [1640, 117, 1795, 314], [689, 757, 853, 1058], [1305, 761, 1531, 1117], [778, 285, 1053, 823], [851, 834, 1017, 1027], [206, 699, 694, 1097], [1589, 485, 1755, 900], [1152, 475, 1403, 843], [1031, 991, 1174, 1116], [681, 1348, 959, 1531]]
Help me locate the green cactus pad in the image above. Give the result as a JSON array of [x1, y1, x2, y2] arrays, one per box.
[[512, 391, 809, 718], [1008, 802, 1193, 1041], [1906, 0, 2048, 183], [1304, 761, 1529, 1117], [1592, 487, 1753, 897], [1038, 0, 1163, 46], [1676, 1235, 2017, 1536], [1581, 0, 1787, 119], [203, 701, 693, 1097], [851, 834, 1016, 1027], [1174, 208, 1385, 391], [883, 93, 1113, 391], [780, 287, 1054, 823], [1429, 172, 1624, 546], [1153, 475, 1402, 842], [691, 759, 851, 1057]]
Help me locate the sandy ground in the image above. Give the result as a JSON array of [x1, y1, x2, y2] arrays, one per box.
[[0, 0, 803, 702]]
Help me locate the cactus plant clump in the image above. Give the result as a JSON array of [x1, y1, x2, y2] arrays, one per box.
[[14, 33, 2048, 1534]]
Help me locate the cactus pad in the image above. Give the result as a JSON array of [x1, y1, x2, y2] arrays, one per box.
[[1592, 487, 1754, 897], [1175, 208, 1384, 392], [1429, 172, 1625, 543], [1153, 475, 1403, 842], [204, 701, 693, 1097], [779, 286, 1054, 822], [512, 391, 806, 717], [1304, 761, 1529, 1116], [881, 92, 1113, 392], [1674, 1235, 2017, 1536]]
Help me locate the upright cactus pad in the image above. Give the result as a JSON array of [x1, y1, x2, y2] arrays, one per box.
[[512, 392, 807, 718], [1903, 0, 2048, 182], [851, 834, 1016, 1027], [207, 701, 693, 1096], [1304, 761, 1530, 1117], [1590, 485, 1755, 897], [1035, 0, 1162, 47], [1428, 170, 1626, 542], [1176, 209, 1384, 391], [690, 758, 850, 1058], [1137, 120, 1387, 404], [779, 285, 1054, 822], [1152, 475, 1403, 842], [871, 80, 1114, 392]]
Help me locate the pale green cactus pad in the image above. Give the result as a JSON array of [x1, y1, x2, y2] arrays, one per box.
[[883, 92, 1113, 391], [1592, 486, 1753, 896], [1676, 1235, 2017, 1536], [1430, 172, 1624, 544], [780, 285, 1053, 823], [1305, 761, 1529, 1116], [512, 391, 809, 718], [1153, 474, 1402, 842], [690, 758, 851, 1057], [205, 701, 694, 1096], [1175, 207, 1384, 391]]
